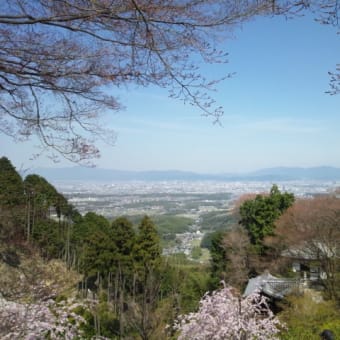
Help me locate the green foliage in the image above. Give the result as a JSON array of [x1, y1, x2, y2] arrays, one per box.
[[24, 174, 72, 230], [200, 231, 216, 249], [24, 175, 57, 211], [153, 215, 194, 236], [0, 157, 25, 240], [321, 321, 340, 338], [199, 211, 235, 232], [134, 216, 161, 271], [0, 156, 24, 206], [208, 231, 227, 289], [178, 268, 210, 313], [95, 301, 120, 338], [82, 230, 116, 277], [279, 291, 340, 340], [159, 257, 210, 315], [0, 158, 205, 338], [239, 184, 294, 251], [55, 294, 67, 303], [5, 159, 323, 339], [71, 305, 96, 339], [72, 212, 107, 242], [74, 212, 113, 276], [0, 159, 76, 251], [191, 246, 203, 260], [166, 253, 189, 265], [32, 220, 64, 259], [269, 184, 295, 213], [111, 217, 135, 262], [110, 216, 135, 288], [73, 215, 165, 338]]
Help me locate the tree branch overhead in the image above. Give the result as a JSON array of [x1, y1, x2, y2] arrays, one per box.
[[0, 0, 338, 163]]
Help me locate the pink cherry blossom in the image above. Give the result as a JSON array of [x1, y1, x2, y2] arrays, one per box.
[[175, 284, 284, 340]]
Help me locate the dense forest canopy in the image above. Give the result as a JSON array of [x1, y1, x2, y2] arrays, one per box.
[[0, 157, 211, 338]]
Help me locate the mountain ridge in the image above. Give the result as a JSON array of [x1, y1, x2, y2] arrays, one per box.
[[27, 166, 340, 182]]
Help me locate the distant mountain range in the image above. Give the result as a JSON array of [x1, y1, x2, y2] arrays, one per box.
[[29, 166, 340, 182]]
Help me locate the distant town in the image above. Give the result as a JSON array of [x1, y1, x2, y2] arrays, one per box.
[[53, 179, 339, 260], [56, 179, 339, 216]]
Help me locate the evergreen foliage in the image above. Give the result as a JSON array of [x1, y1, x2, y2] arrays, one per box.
[[24, 174, 71, 244], [0, 156, 24, 206], [0, 157, 25, 241], [32, 219, 63, 259], [134, 216, 161, 271], [111, 216, 135, 268], [239, 184, 294, 251], [72, 212, 112, 278], [24, 174, 60, 218], [208, 231, 227, 289]]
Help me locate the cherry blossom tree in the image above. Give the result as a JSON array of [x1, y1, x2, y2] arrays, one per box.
[[175, 284, 283, 339], [0, 297, 88, 339]]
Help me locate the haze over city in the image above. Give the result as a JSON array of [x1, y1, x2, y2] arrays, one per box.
[[2, 14, 339, 174]]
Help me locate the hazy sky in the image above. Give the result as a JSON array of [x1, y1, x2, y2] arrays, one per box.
[[2, 13, 340, 173]]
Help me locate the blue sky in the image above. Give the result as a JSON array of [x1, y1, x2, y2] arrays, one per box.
[[2, 13, 340, 173]]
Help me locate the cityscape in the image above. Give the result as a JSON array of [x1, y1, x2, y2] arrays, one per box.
[[57, 179, 339, 216], [55, 179, 339, 259]]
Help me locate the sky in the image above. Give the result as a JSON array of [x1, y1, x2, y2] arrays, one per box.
[[1, 13, 340, 174]]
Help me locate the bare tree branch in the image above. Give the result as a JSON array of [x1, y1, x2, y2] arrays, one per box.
[[0, 0, 337, 164]]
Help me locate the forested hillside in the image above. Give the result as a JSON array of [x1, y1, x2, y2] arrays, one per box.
[[1, 156, 340, 339], [0, 157, 212, 338]]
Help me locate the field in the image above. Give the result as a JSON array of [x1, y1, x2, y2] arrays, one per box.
[[65, 189, 235, 260]]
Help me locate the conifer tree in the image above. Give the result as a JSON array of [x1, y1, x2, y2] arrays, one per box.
[[75, 212, 112, 278], [24, 174, 60, 242], [132, 215, 162, 340], [0, 157, 25, 240], [111, 217, 135, 270], [0, 157, 24, 206], [208, 231, 228, 289], [110, 217, 135, 336], [134, 216, 161, 272]]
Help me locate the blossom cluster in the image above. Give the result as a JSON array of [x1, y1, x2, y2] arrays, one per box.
[[0, 297, 86, 339], [175, 285, 283, 340]]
